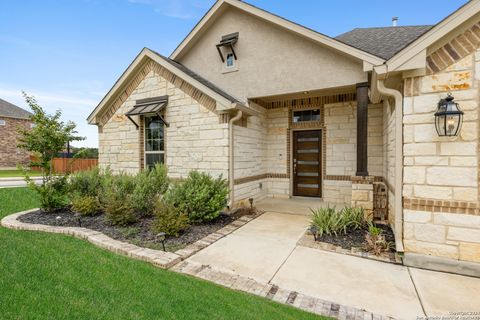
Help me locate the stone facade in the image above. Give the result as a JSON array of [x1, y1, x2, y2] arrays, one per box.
[[99, 68, 228, 178], [0, 117, 31, 169], [402, 48, 480, 263]]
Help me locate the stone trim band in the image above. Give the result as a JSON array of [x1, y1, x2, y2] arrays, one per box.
[[403, 197, 479, 216]]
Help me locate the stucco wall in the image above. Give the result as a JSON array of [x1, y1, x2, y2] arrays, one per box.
[[99, 70, 228, 178], [402, 51, 480, 263], [0, 117, 30, 169], [178, 6, 366, 101]]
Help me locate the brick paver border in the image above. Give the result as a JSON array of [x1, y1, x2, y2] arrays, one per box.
[[1, 209, 260, 269], [172, 260, 395, 320]]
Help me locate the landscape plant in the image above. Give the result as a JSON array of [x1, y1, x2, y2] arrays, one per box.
[[309, 206, 366, 237], [151, 199, 190, 237], [364, 221, 391, 255], [102, 173, 136, 226], [16, 92, 84, 212], [132, 164, 169, 216], [165, 171, 228, 223]]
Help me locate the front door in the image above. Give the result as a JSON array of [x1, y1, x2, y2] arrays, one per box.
[[293, 130, 322, 197]]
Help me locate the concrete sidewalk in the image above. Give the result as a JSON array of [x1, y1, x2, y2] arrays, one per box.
[[0, 177, 42, 188], [187, 211, 480, 319]]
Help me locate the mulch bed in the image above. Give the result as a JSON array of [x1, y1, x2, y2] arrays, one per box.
[[19, 209, 247, 252], [316, 223, 396, 252]]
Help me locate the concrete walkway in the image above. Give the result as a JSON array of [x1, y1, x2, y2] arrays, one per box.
[[187, 204, 480, 319], [0, 177, 42, 188]]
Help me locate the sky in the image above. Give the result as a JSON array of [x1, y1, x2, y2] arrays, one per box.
[[0, 0, 467, 147]]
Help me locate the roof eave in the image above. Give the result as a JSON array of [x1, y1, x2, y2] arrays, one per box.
[[88, 48, 243, 125]]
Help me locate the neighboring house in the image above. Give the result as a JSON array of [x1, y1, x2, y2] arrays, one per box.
[[88, 0, 480, 275], [0, 98, 32, 169]]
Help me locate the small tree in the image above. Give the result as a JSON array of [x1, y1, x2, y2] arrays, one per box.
[[17, 92, 84, 182]]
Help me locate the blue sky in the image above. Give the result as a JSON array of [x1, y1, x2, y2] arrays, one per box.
[[0, 0, 467, 147]]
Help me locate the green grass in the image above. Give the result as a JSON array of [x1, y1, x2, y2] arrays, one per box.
[[0, 169, 42, 178], [0, 188, 324, 320]]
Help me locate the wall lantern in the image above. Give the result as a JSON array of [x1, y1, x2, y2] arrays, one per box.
[[434, 93, 464, 137]]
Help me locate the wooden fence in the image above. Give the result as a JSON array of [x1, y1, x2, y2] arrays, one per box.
[[31, 156, 98, 174]]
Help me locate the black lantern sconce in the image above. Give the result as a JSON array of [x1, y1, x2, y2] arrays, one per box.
[[434, 93, 464, 137]]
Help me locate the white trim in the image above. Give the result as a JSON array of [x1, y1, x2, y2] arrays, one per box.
[[170, 0, 384, 66]]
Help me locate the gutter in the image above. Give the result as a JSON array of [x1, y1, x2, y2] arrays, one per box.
[[376, 79, 405, 252], [228, 110, 243, 208]]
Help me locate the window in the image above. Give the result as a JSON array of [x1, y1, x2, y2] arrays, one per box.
[[0, 120, 5, 126], [30, 123, 35, 129], [292, 109, 320, 123], [226, 53, 235, 68], [144, 115, 164, 170]]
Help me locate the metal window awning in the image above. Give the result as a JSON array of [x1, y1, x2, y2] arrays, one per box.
[[126, 96, 169, 129], [216, 32, 239, 63]]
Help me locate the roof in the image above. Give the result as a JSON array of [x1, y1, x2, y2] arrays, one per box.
[[335, 25, 433, 60], [170, 0, 384, 65], [0, 98, 32, 120], [88, 48, 249, 125], [151, 50, 242, 104]]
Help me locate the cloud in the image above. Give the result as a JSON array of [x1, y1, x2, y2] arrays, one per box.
[[127, 0, 211, 19]]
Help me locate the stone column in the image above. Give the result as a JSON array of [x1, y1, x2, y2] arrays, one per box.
[[351, 176, 374, 219], [356, 82, 369, 176]]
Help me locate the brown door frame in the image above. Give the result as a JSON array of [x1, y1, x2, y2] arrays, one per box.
[[291, 129, 323, 198]]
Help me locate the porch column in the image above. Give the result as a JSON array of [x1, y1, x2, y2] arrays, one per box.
[[356, 82, 369, 176]]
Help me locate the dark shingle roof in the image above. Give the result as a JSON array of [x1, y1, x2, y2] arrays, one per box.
[[0, 98, 32, 120], [150, 49, 243, 104], [335, 25, 433, 60]]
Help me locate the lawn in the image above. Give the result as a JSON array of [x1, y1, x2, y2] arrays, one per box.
[[0, 188, 324, 320], [0, 169, 42, 178]]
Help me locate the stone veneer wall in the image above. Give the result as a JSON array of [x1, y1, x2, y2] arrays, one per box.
[[233, 114, 268, 203], [382, 99, 397, 226], [99, 69, 228, 178], [402, 50, 480, 263], [0, 117, 31, 169], [323, 102, 384, 204]]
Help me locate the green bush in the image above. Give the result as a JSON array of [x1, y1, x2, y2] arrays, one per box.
[[30, 176, 69, 213], [68, 167, 105, 198], [310, 206, 366, 237], [102, 173, 136, 226], [151, 199, 190, 237], [71, 195, 100, 216], [132, 164, 169, 216], [165, 171, 228, 223]]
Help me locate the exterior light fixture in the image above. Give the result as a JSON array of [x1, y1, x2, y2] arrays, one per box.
[[156, 232, 166, 251], [434, 93, 464, 137]]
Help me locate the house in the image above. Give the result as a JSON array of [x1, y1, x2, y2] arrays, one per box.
[[0, 98, 32, 169], [88, 0, 480, 276]]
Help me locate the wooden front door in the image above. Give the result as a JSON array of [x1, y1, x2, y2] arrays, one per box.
[[293, 130, 322, 197]]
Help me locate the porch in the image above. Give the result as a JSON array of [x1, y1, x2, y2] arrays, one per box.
[[232, 83, 394, 223]]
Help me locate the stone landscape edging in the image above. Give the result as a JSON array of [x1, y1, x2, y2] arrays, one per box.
[[1, 209, 261, 270], [298, 231, 403, 265]]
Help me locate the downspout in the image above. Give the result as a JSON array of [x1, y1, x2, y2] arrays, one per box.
[[228, 110, 243, 208], [376, 79, 405, 252]]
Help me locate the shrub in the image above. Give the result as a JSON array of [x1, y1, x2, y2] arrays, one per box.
[[102, 173, 136, 226], [151, 199, 190, 237], [68, 167, 104, 198], [71, 195, 100, 216], [30, 176, 69, 213], [132, 164, 169, 216], [339, 206, 366, 231], [67, 168, 106, 215], [364, 221, 391, 255], [310, 206, 366, 237], [165, 171, 228, 223]]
